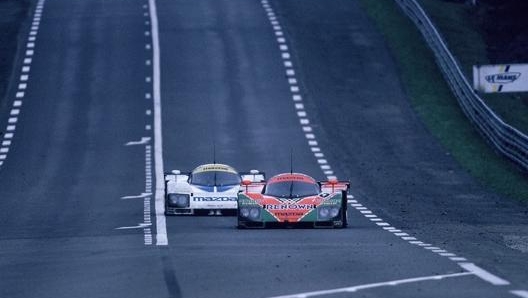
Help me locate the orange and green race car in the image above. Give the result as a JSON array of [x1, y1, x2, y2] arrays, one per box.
[[237, 173, 349, 228]]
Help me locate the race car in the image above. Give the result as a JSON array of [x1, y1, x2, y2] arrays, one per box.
[[164, 163, 264, 215], [237, 173, 349, 228]]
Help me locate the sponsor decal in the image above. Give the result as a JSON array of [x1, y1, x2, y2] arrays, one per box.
[[263, 204, 316, 210], [193, 196, 237, 202], [485, 72, 521, 84]]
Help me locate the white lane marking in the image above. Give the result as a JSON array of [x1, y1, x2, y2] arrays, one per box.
[[115, 223, 152, 230], [458, 263, 510, 286], [0, 1, 45, 171], [439, 253, 456, 257], [148, 0, 168, 246], [125, 137, 151, 146], [402, 237, 417, 241], [267, 272, 473, 298], [511, 290, 528, 298], [450, 257, 467, 261], [121, 193, 152, 199]]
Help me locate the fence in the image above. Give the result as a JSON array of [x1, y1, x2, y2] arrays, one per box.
[[394, 0, 528, 172]]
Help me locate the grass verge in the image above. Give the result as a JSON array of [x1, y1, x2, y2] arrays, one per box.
[[417, 0, 528, 137], [0, 0, 29, 108], [357, 0, 528, 202]]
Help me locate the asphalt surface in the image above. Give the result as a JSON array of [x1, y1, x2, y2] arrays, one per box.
[[0, 0, 527, 297]]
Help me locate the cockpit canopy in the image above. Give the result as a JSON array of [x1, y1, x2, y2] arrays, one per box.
[[189, 164, 241, 187], [264, 173, 320, 198]]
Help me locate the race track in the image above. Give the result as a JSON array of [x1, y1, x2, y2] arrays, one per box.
[[0, 0, 527, 297]]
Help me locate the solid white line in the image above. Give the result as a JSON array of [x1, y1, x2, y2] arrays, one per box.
[[267, 272, 473, 298], [149, 0, 168, 246], [458, 262, 510, 286], [511, 290, 528, 298]]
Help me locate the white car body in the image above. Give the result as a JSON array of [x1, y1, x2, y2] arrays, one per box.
[[164, 163, 264, 215]]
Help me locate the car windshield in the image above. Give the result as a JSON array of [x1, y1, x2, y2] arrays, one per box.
[[191, 171, 241, 187], [264, 181, 319, 198]]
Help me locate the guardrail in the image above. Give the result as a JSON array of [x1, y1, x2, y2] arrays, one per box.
[[394, 0, 528, 172]]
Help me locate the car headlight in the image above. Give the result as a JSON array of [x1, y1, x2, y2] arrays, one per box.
[[168, 193, 190, 207], [318, 207, 330, 219], [240, 208, 250, 218], [317, 206, 340, 220], [330, 207, 340, 218], [249, 208, 261, 219], [240, 207, 261, 220]]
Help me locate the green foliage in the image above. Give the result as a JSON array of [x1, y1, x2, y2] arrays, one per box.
[[357, 0, 528, 201]]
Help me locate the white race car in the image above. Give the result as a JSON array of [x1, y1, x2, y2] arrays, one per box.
[[164, 163, 264, 215]]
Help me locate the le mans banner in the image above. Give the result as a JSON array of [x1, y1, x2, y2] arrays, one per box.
[[473, 64, 528, 93]]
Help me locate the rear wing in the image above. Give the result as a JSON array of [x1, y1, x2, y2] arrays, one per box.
[[164, 170, 190, 185], [240, 170, 266, 193], [240, 170, 266, 183], [319, 180, 350, 194]]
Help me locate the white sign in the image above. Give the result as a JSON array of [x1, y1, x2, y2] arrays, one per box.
[[473, 64, 528, 93]]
